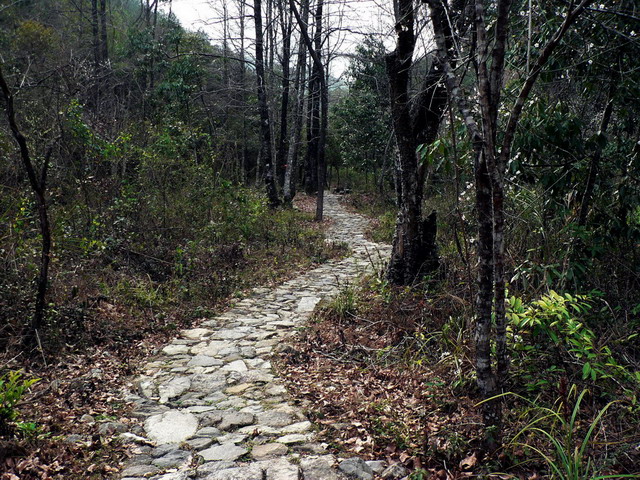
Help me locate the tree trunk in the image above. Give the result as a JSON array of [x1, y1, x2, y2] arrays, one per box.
[[254, 0, 280, 206], [578, 87, 614, 226], [283, 0, 309, 204], [277, 2, 293, 186], [426, 0, 592, 449], [290, 0, 327, 220], [385, 0, 446, 285], [305, 62, 320, 194], [0, 68, 53, 347], [99, 0, 109, 65]]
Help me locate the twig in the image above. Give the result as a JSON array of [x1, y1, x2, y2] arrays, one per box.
[[34, 329, 48, 367]]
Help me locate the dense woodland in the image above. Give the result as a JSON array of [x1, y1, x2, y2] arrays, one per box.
[[1, 0, 639, 478]]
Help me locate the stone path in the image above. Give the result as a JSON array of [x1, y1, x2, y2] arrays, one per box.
[[117, 193, 398, 480]]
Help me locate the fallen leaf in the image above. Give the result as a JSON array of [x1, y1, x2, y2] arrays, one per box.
[[459, 452, 477, 470]]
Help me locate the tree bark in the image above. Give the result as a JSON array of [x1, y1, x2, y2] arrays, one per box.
[[255, 0, 281, 206], [277, 2, 293, 186], [284, 0, 309, 204], [385, 0, 447, 285], [290, 0, 327, 220], [0, 67, 53, 347]]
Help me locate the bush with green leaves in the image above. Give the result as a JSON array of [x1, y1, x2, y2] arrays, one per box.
[[507, 291, 639, 390], [0, 370, 39, 437]]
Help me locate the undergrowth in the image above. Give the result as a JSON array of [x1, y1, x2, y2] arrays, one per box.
[[278, 272, 640, 478]]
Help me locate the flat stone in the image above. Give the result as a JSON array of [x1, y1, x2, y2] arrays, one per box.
[[297, 296, 321, 312], [186, 436, 214, 450], [281, 421, 312, 433], [218, 411, 254, 431], [188, 355, 222, 367], [216, 432, 247, 444], [195, 426, 222, 437], [151, 471, 191, 480], [276, 433, 312, 444], [301, 456, 345, 480], [214, 329, 248, 340], [187, 405, 219, 413], [380, 463, 409, 479], [121, 464, 159, 477], [190, 373, 227, 392], [263, 458, 300, 479], [240, 370, 274, 383], [339, 458, 373, 480], [158, 376, 191, 403], [198, 411, 223, 427], [144, 411, 198, 444], [196, 461, 235, 477], [251, 442, 288, 459], [366, 460, 387, 474], [204, 464, 263, 480], [257, 411, 294, 428], [182, 328, 211, 340], [192, 341, 235, 357], [221, 360, 248, 373], [225, 383, 253, 394], [199, 444, 248, 462], [152, 449, 191, 468], [163, 344, 190, 355]]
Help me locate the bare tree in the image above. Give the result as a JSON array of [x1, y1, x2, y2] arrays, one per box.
[[255, 0, 281, 206], [425, 0, 594, 448], [0, 67, 55, 347], [283, 0, 309, 204], [290, 0, 329, 220]]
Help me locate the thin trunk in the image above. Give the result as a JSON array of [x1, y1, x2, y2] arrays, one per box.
[[277, 3, 293, 186], [255, 0, 280, 206], [304, 67, 318, 194], [239, 0, 249, 183], [149, 0, 159, 90], [284, 0, 309, 203], [475, 148, 500, 449], [91, 0, 100, 73], [99, 0, 109, 66], [0, 68, 53, 347], [578, 89, 614, 226], [290, 0, 327, 220]]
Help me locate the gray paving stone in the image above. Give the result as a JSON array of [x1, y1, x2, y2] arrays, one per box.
[[144, 411, 198, 444], [251, 442, 288, 459], [199, 444, 248, 462], [339, 457, 374, 480], [218, 411, 254, 431]]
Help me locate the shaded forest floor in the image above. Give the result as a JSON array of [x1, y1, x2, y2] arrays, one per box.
[[0, 194, 347, 479], [275, 193, 640, 479]]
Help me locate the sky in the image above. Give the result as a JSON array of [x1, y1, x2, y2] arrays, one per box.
[[159, 0, 395, 78]]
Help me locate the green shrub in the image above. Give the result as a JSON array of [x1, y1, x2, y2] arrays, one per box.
[[0, 370, 39, 437], [508, 291, 639, 389]]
